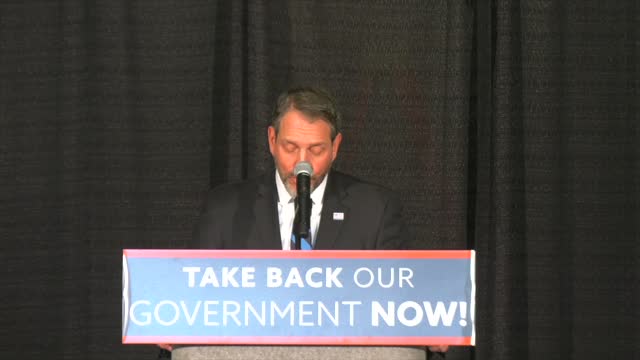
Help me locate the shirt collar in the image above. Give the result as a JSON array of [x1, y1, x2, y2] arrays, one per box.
[[311, 172, 328, 207], [275, 170, 328, 206]]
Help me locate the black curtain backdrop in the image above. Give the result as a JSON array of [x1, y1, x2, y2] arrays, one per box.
[[1, 1, 637, 359]]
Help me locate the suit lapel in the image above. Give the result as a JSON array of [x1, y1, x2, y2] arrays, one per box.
[[315, 172, 348, 250], [251, 174, 282, 249]]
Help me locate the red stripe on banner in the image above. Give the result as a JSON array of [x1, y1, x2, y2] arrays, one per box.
[[123, 249, 473, 259], [122, 335, 473, 346]]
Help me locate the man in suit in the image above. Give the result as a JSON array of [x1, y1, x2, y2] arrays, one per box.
[[159, 87, 447, 356], [191, 86, 408, 252]]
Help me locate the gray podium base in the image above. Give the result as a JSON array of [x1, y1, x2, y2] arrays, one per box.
[[173, 345, 426, 360]]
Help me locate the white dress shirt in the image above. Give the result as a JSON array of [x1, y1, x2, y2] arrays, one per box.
[[275, 171, 327, 250]]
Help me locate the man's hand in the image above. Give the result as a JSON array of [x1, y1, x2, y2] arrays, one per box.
[[157, 344, 173, 351]]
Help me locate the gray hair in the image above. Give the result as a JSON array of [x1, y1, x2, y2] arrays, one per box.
[[270, 87, 342, 140]]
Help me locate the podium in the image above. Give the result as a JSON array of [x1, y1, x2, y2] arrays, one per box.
[[123, 249, 475, 358], [173, 345, 426, 360]]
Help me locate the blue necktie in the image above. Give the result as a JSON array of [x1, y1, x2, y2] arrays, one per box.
[[291, 233, 313, 250]]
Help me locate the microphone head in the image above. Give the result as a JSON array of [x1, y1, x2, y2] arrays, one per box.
[[294, 161, 314, 177]]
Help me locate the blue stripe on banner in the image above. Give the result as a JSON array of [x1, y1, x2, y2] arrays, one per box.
[[122, 251, 475, 345]]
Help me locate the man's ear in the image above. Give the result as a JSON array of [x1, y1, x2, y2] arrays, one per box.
[[268, 126, 277, 155], [331, 133, 343, 161]]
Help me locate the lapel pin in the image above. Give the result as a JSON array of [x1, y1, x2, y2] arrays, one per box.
[[333, 212, 344, 221]]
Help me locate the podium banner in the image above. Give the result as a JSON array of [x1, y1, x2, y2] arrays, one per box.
[[122, 250, 475, 346]]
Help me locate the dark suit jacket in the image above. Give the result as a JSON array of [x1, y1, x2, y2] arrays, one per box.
[[191, 170, 409, 250], [184, 171, 450, 360]]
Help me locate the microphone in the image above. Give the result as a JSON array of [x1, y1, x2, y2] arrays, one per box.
[[292, 161, 313, 250]]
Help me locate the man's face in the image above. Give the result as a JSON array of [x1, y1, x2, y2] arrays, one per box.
[[268, 109, 342, 196]]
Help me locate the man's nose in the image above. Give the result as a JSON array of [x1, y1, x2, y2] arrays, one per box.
[[297, 149, 310, 163]]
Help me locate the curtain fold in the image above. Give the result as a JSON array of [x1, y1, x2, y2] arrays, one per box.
[[475, 0, 530, 358]]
